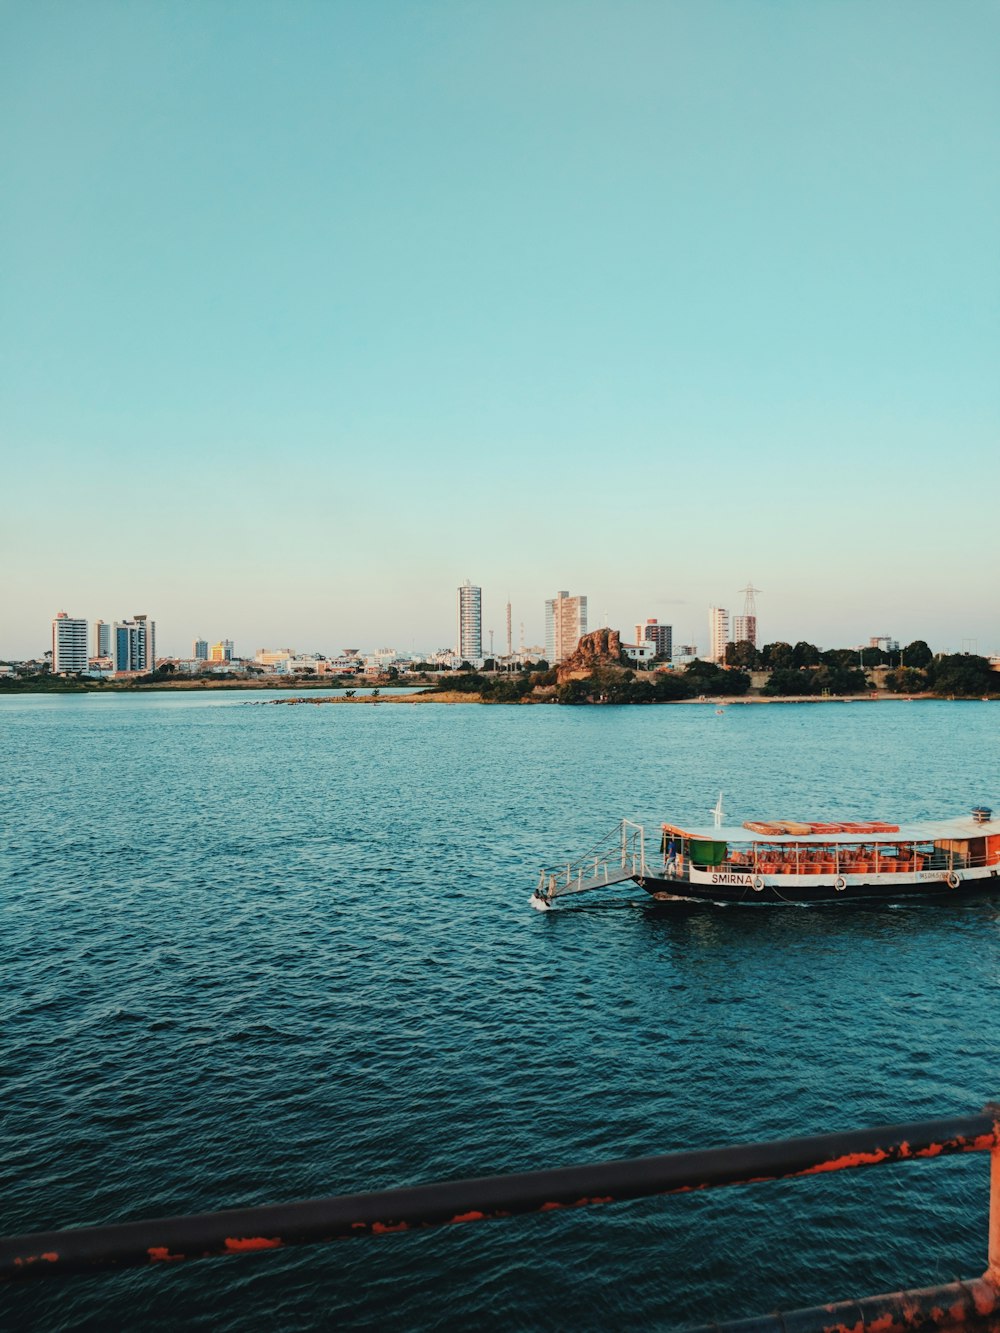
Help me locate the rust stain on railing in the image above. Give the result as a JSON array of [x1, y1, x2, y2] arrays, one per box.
[[4, 1106, 1000, 1333]]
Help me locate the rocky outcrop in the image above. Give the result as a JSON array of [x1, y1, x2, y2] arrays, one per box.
[[557, 628, 632, 682]]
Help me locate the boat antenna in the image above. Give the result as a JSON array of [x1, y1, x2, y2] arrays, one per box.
[[712, 792, 724, 828]]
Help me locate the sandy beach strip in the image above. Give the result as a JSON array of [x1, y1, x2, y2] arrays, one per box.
[[257, 690, 942, 707], [259, 691, 484, 705]]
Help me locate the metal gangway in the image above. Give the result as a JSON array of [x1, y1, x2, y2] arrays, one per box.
[[532, 819, 647, 908]]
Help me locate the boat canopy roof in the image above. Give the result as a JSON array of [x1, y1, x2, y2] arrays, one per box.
[[661, 813, 998, 844]]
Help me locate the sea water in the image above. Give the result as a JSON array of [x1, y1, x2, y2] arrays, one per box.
[[2, 693, 1000, 1330]]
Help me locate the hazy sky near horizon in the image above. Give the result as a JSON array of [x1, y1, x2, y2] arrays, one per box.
[[2, 0, 998, 659]]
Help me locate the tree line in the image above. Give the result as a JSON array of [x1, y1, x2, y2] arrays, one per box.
[[724, 638, 936, 671], [725, 636, 995, 697], [433, 640, 997, 703]]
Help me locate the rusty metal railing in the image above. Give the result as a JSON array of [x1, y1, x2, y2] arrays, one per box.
[[4, 1108, 1000, 1329]]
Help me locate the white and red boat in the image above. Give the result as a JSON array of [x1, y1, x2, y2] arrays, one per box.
[[532, 803, 1000, 908]]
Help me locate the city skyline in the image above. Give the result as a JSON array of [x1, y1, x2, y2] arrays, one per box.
[[19, 582, 997, 666], [2, 4, 997, 659]]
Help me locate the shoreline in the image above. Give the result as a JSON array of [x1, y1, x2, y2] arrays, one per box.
[[0, 677, 432, 694], [256, 690, 483, 704], [3, 686, 991, 705], [257, 690, 958, 707]]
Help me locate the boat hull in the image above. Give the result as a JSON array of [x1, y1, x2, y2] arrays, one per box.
[[635, 868, 1000, 906]]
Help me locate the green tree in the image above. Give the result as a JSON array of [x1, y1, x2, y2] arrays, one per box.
[[653, 673, 693, 701], [628, 677, 655, 703], [902, 640, 933, 669], [556, 679, 589, 704], [488, 675, 533, 703], [813, 665, 868, 695], [726, 639, 760, 669], [927, 654, 995, 697], [885, 667, 927, 694], [530, 668, 557, 687], [762, 642, 795, 669], [763, 668, 818, 696], [684, 659, 750, 696], [594, 672, 631, 703], [793, 641, 820, 669], [821, 648, 861, 670], [442, 672, 487, 694]]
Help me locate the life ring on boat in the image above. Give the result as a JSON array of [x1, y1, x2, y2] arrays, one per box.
[[834, 877, 847, 892], [752, 875, 765, 893], [947, 870, 961, 889]]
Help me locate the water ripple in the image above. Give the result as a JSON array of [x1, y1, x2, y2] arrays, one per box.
[[2, 694, 999, 1330]]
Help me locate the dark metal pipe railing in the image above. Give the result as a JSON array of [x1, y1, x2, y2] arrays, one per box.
[[691, 1277, 1000, 1333], [2, 1110, 998, 1281]]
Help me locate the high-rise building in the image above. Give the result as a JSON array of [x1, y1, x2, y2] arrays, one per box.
[[52, 612, 88, 674], [113, 615, 156, 674], [209, 640, 234, 662], [94, 619, 111, 657], [545, 590, 588, 663], [734, 584, 761, 651], [457, 581, 482, 661], [708, 607, 730, 663], [732, 615, 757, 648], [635, 618, 673, 659], [193, 638, 209, 660]]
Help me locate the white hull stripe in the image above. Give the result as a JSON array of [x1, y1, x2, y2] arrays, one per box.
[[686, 866, 997, 888]]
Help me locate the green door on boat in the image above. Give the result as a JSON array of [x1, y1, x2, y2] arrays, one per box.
[[689, 840, 727, 866]]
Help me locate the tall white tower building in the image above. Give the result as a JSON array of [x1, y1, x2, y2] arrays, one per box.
[[708, 607, 730, 662], [733, 584, 761, 650], [732, 615, 757, 648], [52, 612, 88, 674], [457, 581, 482, 661], [545, 591, 588, 663]]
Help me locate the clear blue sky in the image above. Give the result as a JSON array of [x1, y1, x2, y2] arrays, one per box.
[[2, 0, 997, 658]]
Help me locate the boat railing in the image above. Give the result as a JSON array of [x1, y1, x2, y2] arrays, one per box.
[[714, 840, 999, 877], [6, 1106, 1000, 1333], [535, 819, 647, 901]]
